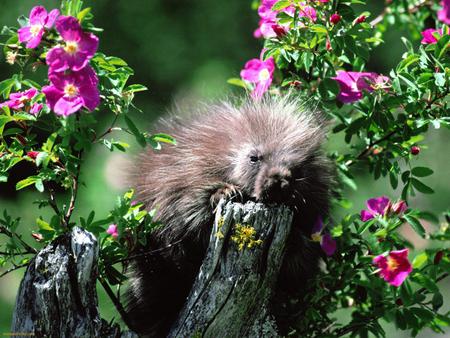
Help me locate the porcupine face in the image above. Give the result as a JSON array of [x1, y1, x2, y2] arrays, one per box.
[[226, 99, 331, 209]]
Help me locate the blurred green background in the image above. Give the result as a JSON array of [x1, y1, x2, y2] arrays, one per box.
[[0, 0, 448, 336]]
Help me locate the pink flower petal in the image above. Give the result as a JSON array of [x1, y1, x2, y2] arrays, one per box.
[[55, 16, 82, 41], [42, 85, 64, 110], [18, 27, 33, 43], [45, 9, 60, 28], [54, 96, 84, 116], [360, 210, 374, 222], [366, 196, 390, 216], [438, 0, 450, 24], [29, 6, 48, 26], [321, 233, 336, 256]]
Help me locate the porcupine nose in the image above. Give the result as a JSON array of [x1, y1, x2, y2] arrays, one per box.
[[260, 166, 292, 202]]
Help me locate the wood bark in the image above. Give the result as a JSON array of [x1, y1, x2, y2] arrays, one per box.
[[11, 200, 293, 337], [11, 226, 137, 338], [169, 199, 293, 338]]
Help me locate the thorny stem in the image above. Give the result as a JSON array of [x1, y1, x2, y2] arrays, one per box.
[[64, 150, 82, 227]]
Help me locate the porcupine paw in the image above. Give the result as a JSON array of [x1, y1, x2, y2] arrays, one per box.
[[210, 183, 243, 208]]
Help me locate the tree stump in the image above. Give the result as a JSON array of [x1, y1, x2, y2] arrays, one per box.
[[11, 226, 137, 338], [168, 199, 294, 338], [11, 200, 293, 337]]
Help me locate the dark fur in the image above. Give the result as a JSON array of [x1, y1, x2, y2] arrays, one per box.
[[126, 96, 333, 336]]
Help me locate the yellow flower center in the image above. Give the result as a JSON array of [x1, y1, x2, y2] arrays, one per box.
[[311, 232, 322, 242], [19, 95, 29, 103], [259, 68, 270, 82], [64, 41, 79, 55], [64, 84, 78, 98], [30, 25, 42, 37], [387, 257, 399, 271]]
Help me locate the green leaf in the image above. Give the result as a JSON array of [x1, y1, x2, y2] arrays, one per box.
[[403, 214, 426, 238], [411, 178, 434, 194], [151, 133, 176, 145], [0, 115, 12, 134], [411, 167, 433, 177], [411, 273, 438, 293], [124, 84, 148, 93], [77, 7, 91, 22], [35, 179, 44, 193], [309, 24, 328, 34], [35, 152, 49, 168], [271, 0, 291, 11], [124, 115, 146, 147], [16, 176, 39, 191], [412, 252, 427, 269], [36, 218, 54, 232], [227, 78, 248, 89], [432, 292, 444, 311]]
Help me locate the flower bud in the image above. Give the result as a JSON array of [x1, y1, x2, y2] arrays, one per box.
[[32, 232, 43, 241], [271, 24, 286, 38], [411, 145, 420, 155], [330, 13, 341, 24], [391, 200, 407, 216], [356, 15, 366, 24], [27, 151, 39, 159], [326, 38, 332, 51], [434, 250, 444, 265]]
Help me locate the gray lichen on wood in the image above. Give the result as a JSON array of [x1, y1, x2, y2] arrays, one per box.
[[11, 226, 137, 338], [169, 199, 294, 338]]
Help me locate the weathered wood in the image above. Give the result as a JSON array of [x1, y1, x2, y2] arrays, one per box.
[[11, 200, 293, 337], [11, 226, 137, 338], [168, 199, 294, 338]]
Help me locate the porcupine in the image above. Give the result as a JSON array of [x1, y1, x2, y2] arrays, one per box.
[[125, 96, 333, 337]]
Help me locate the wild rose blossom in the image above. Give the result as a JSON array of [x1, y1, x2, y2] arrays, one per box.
[[240, 53, 275, 98], [360, 196, 407, 221], [42, 66, 100, 116], [46, 16, 99, 72], [438, 0, 450, 24], [421, 28, 443, 45], [254, 1, 316, 38], [360, 196, 390, 221], [311, 217, 336, 256], [18, 6, 59, 49], [106, 224, 119, 239], [333, 71, 389, 103], [0, 88, 38, 110], [373, 249, 412, 287]]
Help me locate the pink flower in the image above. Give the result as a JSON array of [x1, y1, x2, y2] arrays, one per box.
[[46, 16, 99, 72], [254, 0, 295, 38], [311, 217, 336, 256], [373, 249, 412, 287], [42, 66, 100, 116], [298, 4, 317, 22], [240, 54, 275, 98], [18, 6, 59, 49], [333, 71, 389, 103], [421, 28, 443, 45], [438, 0, 450, 24], [0, 88, 38, 110], [106, 224, 119, 239], [360, 196, 390, 222]]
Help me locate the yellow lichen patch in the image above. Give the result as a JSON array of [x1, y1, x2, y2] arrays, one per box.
[[215, 217, 225, 239], [231, 223, 263, 251]]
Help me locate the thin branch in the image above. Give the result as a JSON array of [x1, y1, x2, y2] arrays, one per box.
[[64, 151, 82, 226], [0, 251, 33, 256], [370, 0, 429, 27], [98, 276, 133, 329], [0, 225, 37, 254], [0, 262, 29, 278]]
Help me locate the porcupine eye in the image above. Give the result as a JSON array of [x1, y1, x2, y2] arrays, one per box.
[[249, 155, 260, 164]]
